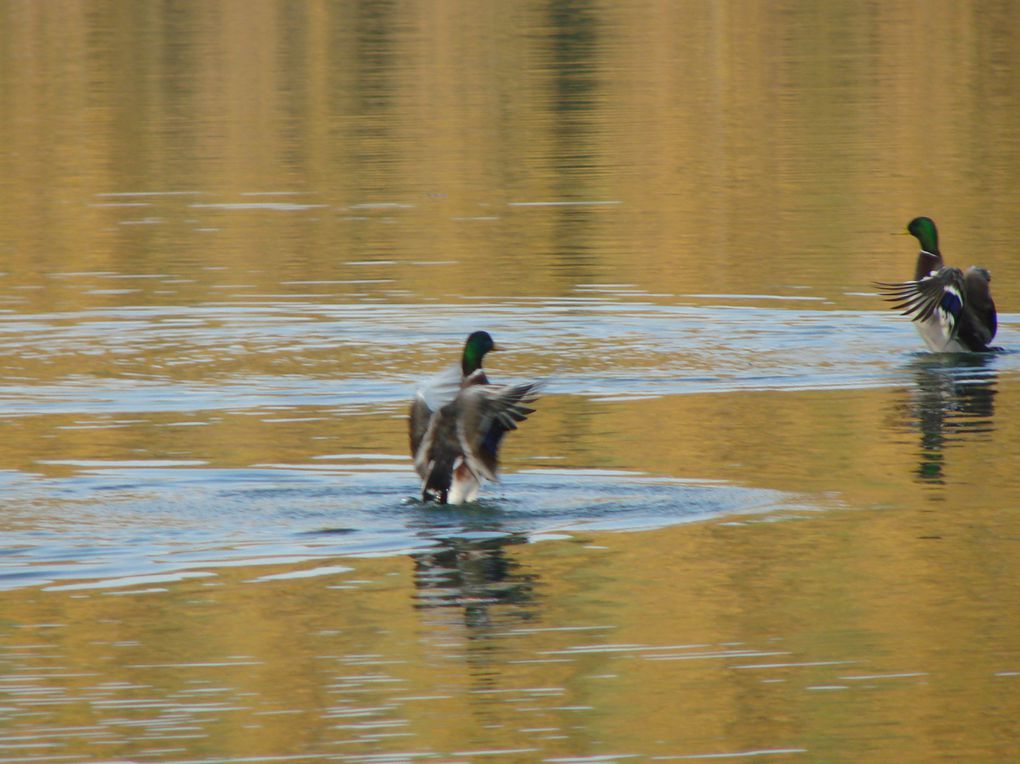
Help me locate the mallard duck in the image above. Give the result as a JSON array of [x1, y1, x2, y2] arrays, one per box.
[[409, 331, 540, 504], [876, 216, 997, 352]]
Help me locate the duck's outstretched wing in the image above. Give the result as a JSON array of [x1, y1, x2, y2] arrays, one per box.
[[454, 381, 541, 483], [959, 267, 997, 350], [408, 396, 434, 476], [408, 364, 464, 466], [416, 364, 464, 410], [875, 266, 966, 339]]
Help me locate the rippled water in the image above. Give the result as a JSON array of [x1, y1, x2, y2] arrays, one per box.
[[2, 295, 1013, 410], [4, 2, 1020, 762], [0, 463, 790, 592], [0, 288, 1013, 595]]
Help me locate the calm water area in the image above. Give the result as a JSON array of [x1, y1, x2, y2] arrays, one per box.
[[2, 2, 1020, 762]]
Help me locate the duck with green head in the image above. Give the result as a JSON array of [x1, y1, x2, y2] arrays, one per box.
[[875, 216, 997, 352], [409, 331, 540, 504]]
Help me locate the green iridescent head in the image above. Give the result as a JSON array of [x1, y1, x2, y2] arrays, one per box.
[[907, 217, 939, 254], [461, 331, 500, 375]]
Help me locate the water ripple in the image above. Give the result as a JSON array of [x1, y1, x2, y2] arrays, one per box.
[[0, 463, 802, 592], [0, 299, 1015, 416]]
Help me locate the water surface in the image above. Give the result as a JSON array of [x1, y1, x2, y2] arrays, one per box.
[[3, 3, 1020, 762]]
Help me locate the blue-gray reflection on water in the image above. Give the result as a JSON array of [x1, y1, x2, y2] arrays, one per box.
[[0, 464, 795, 592], [0, 294, 1016, 592], [0, 298, 1016, 416]]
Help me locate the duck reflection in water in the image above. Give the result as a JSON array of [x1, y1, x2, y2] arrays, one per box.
[[411, 527, 538, 630], [890, 354, 997, 485]]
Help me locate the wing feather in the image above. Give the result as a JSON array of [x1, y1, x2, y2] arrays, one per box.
[[416, 364, 464, 411], [409, 363, 465, 482], [454, 382, 540, 482], [874, 267, 966, 339], [409, 394, 434, 476], [959, 267, 997, 350]]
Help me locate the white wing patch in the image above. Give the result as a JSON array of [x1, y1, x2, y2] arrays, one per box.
[[416, 364, 463, 412]]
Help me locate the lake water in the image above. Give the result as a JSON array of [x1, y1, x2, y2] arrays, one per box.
[[2, 3, 1020, 762]]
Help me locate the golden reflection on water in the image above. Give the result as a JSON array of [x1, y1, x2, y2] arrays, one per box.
[[4, 502, 1020, 760], [2, 1, 1020, 761], [4, 2, 1020, 303], [2, 379, 1020, 759]]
